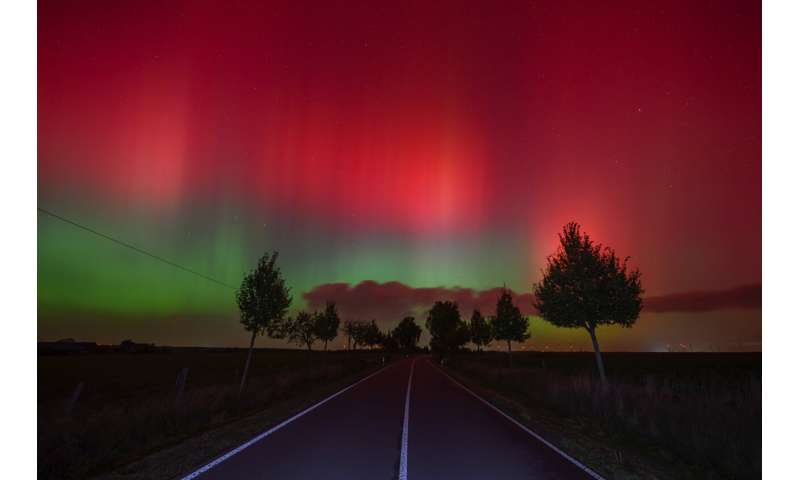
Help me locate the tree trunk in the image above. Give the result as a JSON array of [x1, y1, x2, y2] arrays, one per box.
[[506, 340, 513, 368], [587, 326, 607, 384], [324, 339, 328, 351], [239, 330, 257, 395]]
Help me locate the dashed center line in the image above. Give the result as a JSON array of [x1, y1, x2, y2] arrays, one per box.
[[179, 363, 394, 479]]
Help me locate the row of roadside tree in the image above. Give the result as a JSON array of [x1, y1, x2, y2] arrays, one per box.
[[236, 222, 643, 390]]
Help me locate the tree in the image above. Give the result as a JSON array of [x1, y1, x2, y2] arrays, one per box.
[[451, 320, 471, 352], [392, 316, 423, 353], [381, 328, 399, 351], [425, 301, 469, 354], [341, 320, 356, 350], [491, 289, 530, 367], [347, 320, 372, 350], [533, 222, 643, 383], [363, 320, 383, 349], [468, 309, 493, 352], [236, 251, 292, 394], [350, 321, 366, 350], [313, 301, 340, 351], [349, 321, 362, 350], [287, 311, 317, 352]]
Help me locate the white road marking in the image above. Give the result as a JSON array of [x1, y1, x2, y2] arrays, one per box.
[[429, 360, 606, 480], [398, 358, 416, 480], [179, 363, 395, 480]]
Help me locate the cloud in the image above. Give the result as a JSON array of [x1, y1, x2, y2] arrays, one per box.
[[302, 281, 536, 323], [303, 281, 761, 323], [642, 283, 761, 313]]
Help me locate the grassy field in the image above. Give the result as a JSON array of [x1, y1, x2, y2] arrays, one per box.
[[446, 351, 760, 479], [38, 348, 386, 479]]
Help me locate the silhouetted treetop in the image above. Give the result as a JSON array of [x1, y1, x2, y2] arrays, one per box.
[[236, 250, 292, 393], [533, 222, 643, 382], [237, 251, 292, 338], [392, 316, 423, 352], [492, 290, 530, 344], [313, 301, 340, 350], [288, 311, 317, 351], [533, 222, 643, 331], [468, 309, 493, 352], [426, 300, 469, 353]]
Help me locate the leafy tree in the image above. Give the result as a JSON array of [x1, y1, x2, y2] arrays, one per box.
[[236, 251, 292, 393], [381, 328, 399, 351], [533, 222, 643, 383], [425, 301, 469, 354], [363, 320, 383, 349], [392, 316, 423, 353], [351, 321, 366, 350], [451, 320, 471, 351], [347, 320, 372, 350], [313, 301, 340, 351], [341, 320, 356, 350], [343, 319, 384, 350], [491, 289, 530, 367], [468, 309, 493, 352], [348, 321, 362, 350], [287, 311, 317, 351]]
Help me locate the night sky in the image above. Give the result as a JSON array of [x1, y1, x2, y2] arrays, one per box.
[[38, 0, 761, 351]]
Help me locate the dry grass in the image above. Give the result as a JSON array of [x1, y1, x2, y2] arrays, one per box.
[[448, 352, 760, 479], [38, 348, 384, 479]]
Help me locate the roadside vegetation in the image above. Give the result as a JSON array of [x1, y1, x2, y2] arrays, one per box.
[[37, 349, 385, 479], [39, 250, 427, 479], [419, 222, 759, 478], [445, 351, 760, 479], [39, 222, 759, 479]]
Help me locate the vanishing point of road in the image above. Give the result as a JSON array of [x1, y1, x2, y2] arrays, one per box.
[[180, 356, 603, 480]]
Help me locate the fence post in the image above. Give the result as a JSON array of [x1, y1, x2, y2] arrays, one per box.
[[174, 368, 189, 406], [64, 381, 84, 415]]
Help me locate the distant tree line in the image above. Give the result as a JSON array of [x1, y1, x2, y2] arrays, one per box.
[[236, 221, 643, 387], [235, 252, 426, 391], [422, 222, 643, 380], [424, 288, 530, 367]]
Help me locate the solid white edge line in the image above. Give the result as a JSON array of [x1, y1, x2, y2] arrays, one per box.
[[429, 360, 606, 480], [398, 358, 416, 480], [179, 362, 395, 480]]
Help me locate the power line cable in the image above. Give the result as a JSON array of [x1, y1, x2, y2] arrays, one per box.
[[37, 207, 237, 290]]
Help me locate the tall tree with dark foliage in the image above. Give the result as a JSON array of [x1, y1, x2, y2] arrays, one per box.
[[314, 301, 340, 351], [363, 320, 383, 349], [236, 251, 292, 393], [491, 290, 530, 367], [392, 316, 423, 352], [288, 311, 318, 352], [468, 309, 494, 352], [534, 222, 643, 383], [426, 301, 469, 355]]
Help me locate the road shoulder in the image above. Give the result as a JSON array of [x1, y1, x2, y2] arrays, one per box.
[[92, 364, 387, 480], [441, 363, 701, 480]]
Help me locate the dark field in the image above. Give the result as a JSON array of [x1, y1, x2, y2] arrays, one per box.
[[447, 351, 761, 479], [38, 349, 760, 479], [38, 348, 385, 479]]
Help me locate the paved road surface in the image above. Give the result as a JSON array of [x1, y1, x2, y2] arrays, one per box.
[[184, 357, 601, 480]]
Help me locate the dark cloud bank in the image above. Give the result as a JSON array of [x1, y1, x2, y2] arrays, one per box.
[[303, 281, 761, 321], [643, 284, 761, 313]]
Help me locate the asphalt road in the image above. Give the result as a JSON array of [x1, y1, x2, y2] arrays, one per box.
[[184, 357, 600, 480]]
